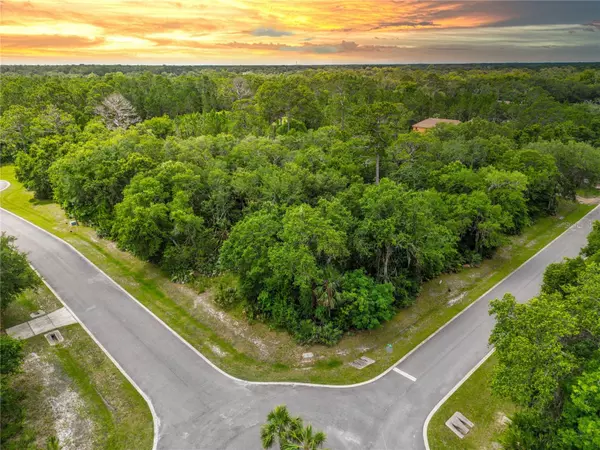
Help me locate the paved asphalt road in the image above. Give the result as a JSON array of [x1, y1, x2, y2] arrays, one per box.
[[1, 179, 598, 450]]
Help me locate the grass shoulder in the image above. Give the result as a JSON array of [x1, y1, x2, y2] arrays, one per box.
[[1, 280, 153, 450], [427, 353, 517, 450], [1, 164, 594, 384]]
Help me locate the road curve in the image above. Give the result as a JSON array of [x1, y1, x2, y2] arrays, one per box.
[[2, 181, 598, 449]]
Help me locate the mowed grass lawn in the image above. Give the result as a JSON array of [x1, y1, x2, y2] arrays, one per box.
[[427, 353, 517, 450], [1, 282, 153, 450], [0, 164, 594, 384]]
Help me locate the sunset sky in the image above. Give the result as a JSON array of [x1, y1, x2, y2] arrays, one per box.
[[2, 1, 599, 64]]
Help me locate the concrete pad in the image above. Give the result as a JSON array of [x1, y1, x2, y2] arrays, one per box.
[[6, 323, 34, 340], [28, 315, 55, 335], [47, 307, 77, 328]]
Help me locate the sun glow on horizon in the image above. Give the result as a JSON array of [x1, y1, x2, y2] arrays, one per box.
[[1, 0, 599, 64]]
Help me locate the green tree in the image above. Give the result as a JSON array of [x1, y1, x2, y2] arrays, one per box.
[[481, 167, 530, 234], [356, 179, 457, 285], [350, 102, 409, 183], [582, 221, 600, 259], [49, 130, 157, 231], [490, 293, 578, 410], [500, 149, 560, 217], [447, 190, 506, 258], [256, 78, 322, 131], [0, 335, 24, 375], [220, 208, 282, 300], [112, 161, 211, 272], [557, 364, 600, 450], [0, 105, 35, 162], [136, 115, 175, 138], [527, 141, 600, 199], [30, 105, 78, 139], [541, 256, 586, 296], [313, 266, 343, 317], [336, 270, 395, 330], [0, 233, 40, 312], [15, 135, 70, 199]]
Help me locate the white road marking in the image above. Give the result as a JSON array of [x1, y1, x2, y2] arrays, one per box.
[[393, 367, 417, 382]]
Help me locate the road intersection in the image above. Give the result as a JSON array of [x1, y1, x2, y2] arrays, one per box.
[[2, 179, 598, 450]]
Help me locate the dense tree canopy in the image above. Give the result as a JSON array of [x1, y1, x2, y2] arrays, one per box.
[[3, 65, 600, 344]]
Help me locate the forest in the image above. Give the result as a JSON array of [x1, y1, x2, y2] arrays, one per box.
[[2, 65, 600, 345]]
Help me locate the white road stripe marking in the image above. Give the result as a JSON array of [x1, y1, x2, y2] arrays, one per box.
[[393, 367, 417, 382]]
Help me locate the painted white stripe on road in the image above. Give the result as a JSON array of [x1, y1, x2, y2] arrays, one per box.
[[393, 367, 417, 382]]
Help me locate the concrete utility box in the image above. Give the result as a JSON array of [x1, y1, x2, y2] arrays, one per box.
[[349, 356, 375, 370], [44, 330, 64, 346], [69, 220, 78, 226], [445, 411, 474, 439]]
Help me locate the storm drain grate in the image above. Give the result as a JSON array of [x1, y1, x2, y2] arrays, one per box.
[[44, 330, 64, 346], [445, 411, 474, 439], [349, 356, 375, 370]]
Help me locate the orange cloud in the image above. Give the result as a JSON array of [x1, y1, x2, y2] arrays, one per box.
[[1, 0, 598, 64]]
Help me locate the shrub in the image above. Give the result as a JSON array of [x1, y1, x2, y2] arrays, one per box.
[[294, 320, 343, 346], [335, 270, 395, 331], [213, 273, 242, 309]]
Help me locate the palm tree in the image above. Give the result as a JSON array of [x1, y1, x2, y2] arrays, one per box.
[[314, 267, 343, 316], [283, 424, 328, 450], [261, 405, 293, 449]]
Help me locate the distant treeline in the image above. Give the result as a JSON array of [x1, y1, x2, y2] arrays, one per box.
[[3, 62, 600, 76]]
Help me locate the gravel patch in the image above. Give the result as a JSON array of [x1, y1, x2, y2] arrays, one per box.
[[22, 352, 94, 450]]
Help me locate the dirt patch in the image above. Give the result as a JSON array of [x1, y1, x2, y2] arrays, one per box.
[[21, 352, 94, 450], [576, 195, 600, 205], [209, 344, 228, 357], [447, 292, 466, 307], [495, 411, 512, 428], [190, 288, 272, 359]]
